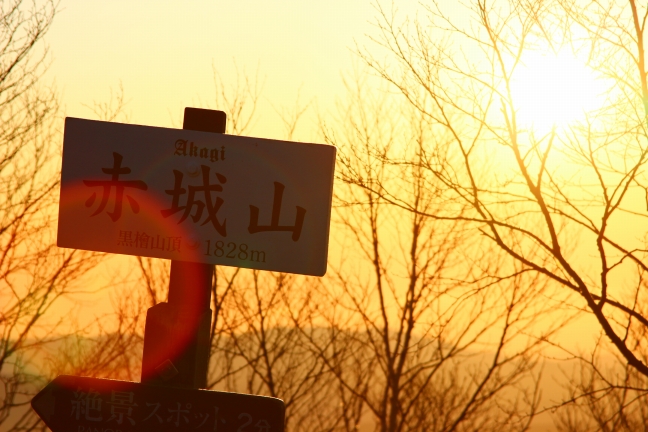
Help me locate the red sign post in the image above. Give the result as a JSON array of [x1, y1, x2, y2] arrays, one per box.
[[31, 108, 336, 432], [139, 108, 226, 390]]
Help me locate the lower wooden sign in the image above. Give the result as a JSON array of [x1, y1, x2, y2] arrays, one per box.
[[31, 375, 284, 432]]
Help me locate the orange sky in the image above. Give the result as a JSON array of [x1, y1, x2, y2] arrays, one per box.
[[45, 0, 407, 138]]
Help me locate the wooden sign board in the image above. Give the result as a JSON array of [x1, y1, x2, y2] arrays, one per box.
[[32, 375, 284, 432], [58, 118, 336, 276]]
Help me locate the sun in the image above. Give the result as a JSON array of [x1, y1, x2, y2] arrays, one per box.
[[510, 51, 603, 132]]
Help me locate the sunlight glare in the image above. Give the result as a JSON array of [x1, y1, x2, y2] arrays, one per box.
[[510, 51, 602, 131]]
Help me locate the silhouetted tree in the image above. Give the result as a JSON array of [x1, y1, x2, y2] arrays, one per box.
[[349, 0, 648, 426], [0, 1, 102, 431], [308, 73, 559, 432]]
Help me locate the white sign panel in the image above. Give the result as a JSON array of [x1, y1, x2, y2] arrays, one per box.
[[58, 118, 336, 276]]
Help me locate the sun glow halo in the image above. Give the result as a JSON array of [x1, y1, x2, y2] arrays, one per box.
[[510, 51, 602, 131]]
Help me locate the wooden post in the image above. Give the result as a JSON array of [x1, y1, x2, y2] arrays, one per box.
[[141, 108, 226, 389]]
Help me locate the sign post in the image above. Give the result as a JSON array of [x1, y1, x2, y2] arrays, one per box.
[[33, 107, 337, 432], [32, 375, 284, 432], [57, 116, 335, 275], [141, 108, 225, 389]]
